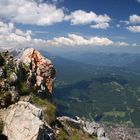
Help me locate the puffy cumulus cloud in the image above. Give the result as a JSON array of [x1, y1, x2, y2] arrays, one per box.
[[90, 23, 109, 29], [0, 0, 64, 26], [129, 14, 140, 24], [65, 10, 111, 29], [127, 26, 140, 32], [46, 34, 113, 47], [0, 21, 134, 49], [46, 34, 134, 48], [120, 14, 139, 24], [124, 14, 140, 33], [0, 21, 48, 49], [0, 21, 114, 49], [0, 0, 111, 29]]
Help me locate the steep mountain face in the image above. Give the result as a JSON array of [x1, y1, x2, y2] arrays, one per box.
[[0, 48, 56, 108], [0, 49, 56, 140]]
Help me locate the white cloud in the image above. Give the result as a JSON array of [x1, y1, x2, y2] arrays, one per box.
[[127, 26, 140, 32], [0, 0, 64, 26], [0, 21, 136, 49], [137, 0, 140, 3], [46, 35, 138, 48], [0, 21, 114, 49], [15, 29, 32, 37], [129, 14, 140, 24], [0, 21, 49, 49], [90, 23, 109, 29], [46, 34, 113, 47], [0, 0, 111, 29], [124, 14, 140, 33], [65, 10, 111, 29], [0, 22, 14, 34], [114, 41, 129, 47], [114, 42, 140, 47]]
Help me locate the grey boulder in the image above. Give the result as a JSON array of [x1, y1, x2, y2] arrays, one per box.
[[2, 101, 54, 140]]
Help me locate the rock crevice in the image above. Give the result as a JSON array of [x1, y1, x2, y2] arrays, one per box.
[[19, 48, 56, 94]]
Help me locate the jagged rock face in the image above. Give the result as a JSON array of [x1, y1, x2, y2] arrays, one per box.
[[2, 101, 55, 140], [57, 116, 109, 140], [19, 48, 56, 94], [0, 49, 56, 139], [0, 48, 55, 108], [83, 120, 100, 135]]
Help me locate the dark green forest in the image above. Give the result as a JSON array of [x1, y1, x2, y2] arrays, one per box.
[[49, 55, 140, 128]]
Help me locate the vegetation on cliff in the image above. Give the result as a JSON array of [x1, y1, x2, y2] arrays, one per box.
[[0, 49, 99, 140], [31, 94, 56, 124]]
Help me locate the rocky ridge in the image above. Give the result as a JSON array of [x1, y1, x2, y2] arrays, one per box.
[[0, 48, 57, 140], [0, 48, 56, 107], [18, 48, 56, 94], [0, 48, 139, 140], [57, 116, 109, 140]]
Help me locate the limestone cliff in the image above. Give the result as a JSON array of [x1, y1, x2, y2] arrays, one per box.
[[19, 48, 56, 94], [0, 49, 57, 140], [0, 48, 56, 108]]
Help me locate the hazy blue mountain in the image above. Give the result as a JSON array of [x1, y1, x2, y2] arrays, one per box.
[[57, 52, 140, 67]]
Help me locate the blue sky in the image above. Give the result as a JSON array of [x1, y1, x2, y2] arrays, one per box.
[[0, 0, 140, 52]]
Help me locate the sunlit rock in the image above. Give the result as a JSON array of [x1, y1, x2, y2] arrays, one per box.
[[19, 48, 56, 94], [2, 101, 54, 140]]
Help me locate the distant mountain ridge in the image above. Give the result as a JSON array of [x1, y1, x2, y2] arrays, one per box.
[[43, 49, 140, 68]]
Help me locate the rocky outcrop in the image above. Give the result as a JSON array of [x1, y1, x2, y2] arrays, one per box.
[[57, 116, 109, 140], [2, 101, 55, 140], [0, 48, 56, 108], [0, 49, 57, 139], [19, 48, 56, 94]]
